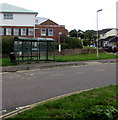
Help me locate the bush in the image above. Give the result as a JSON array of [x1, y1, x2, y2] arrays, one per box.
[[2, 36, 14, 56], [83, 39, 90, 46], [63, 36, 82, 49]]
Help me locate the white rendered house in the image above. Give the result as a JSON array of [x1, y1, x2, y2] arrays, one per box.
[[0, 3, 38, 36]]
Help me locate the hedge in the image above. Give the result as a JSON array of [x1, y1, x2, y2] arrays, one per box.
[[2, 36, 14, 56]]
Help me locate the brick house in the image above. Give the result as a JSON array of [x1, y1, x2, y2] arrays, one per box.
[[0, 3, 68, 42], [35, 17, 68, 42]]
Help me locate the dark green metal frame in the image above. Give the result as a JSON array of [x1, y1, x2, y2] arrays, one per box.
[[14, 37, 55, 62]]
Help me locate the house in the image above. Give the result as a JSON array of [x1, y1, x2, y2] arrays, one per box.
[[35, 17, 68, 42], [98, 28, 117, 47], [0, 3, 68, 42], [0, 3, 38, 37]]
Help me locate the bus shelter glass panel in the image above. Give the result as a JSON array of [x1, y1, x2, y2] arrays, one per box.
[[40, 42, 47, 60], [48, 42, 55, 60], [14, 37, 55, 62]]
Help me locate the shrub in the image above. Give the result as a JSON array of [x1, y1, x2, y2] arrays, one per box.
[[2, 36, 14, 56], [63, 36, 82, 49]]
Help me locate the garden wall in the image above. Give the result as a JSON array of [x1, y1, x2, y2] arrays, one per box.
[[59, 48, 104, 56]]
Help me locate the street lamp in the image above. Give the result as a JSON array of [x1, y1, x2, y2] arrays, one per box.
[[58, 32, 62, 58], [96, 9, 103, 58]]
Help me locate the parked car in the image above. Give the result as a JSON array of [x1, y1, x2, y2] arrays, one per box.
[[103, 44, 118, 53]]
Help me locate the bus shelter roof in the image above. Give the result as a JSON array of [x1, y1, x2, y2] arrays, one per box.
[[14, 37, 55, 42]]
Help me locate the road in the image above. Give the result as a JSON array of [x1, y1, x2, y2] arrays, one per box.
[[2, 62, 116, 113]]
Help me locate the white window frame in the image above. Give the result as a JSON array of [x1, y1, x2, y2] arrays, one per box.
[[0, 28, 4, 35], [6, 28, 12, 35], [4, 13, 13, 20], [21, 28, 27, 36], [13, 28, 19, 36], [28, 28, 34, 36], [48, 29, 53, 36], [41, 29, 46, 36]]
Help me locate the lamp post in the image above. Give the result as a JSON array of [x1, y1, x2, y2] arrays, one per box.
[[58, 32, 62, 58], [96, 9, 103, 58]]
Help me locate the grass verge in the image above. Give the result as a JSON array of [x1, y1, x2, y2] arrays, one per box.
[[1, 53, 117, 66], [0, 58, 17, 66], [56, 53, 118, 62], [6, 85, 118, 119]]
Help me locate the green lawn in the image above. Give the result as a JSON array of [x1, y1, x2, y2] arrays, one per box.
[[0, 58, 17, 66], [1, 53, 117, 66], [7, 85, 118, 119], [56, 53, 118, 62]]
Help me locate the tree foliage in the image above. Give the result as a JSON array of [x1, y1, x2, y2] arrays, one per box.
[[63, 36, 82, 49], [2, 37, 14, 55], [69, 29, 97, 46]]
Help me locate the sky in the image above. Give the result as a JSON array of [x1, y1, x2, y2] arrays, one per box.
[[0, 0, 117, 31]]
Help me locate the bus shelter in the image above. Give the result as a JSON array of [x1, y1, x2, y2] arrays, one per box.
[[14, 37, 55, 62]]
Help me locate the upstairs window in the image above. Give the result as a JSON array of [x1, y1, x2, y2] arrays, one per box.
[[35, 20, 38, 24], [48, 29, 53, 36], [4, 13, 13, 19], [41, 29, 46, 36]]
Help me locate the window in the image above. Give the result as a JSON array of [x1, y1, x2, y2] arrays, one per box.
[[4, 13, 13, 19], [6, 28, 12, 35], [48, 29, 53, 36], [28, 28, 34, 36], [13, 28, 19, 36], [21, 28, 27, 36], [41, 29, 46, 36], [35, 20, 38, 24], [0, 28, 4, 35]]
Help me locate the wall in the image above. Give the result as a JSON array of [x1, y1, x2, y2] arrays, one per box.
[[106, 29, 117, 38], [35, 26, 68, 41], [0, 13, 35, 27], [60, 48, 104, 55]]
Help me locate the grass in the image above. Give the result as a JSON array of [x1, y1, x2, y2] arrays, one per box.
[[83, 46, 96, 49], [0, 58, 17, 66], [56, 53, 118, 62], [6, 85, 118, 119], [1, 53, 117, 66]]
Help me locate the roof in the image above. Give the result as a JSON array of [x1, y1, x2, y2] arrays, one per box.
[[98, 28, 113, 34], [109, 36, 118, 43], [14, 37, 55, 42], [99, 36, 118, 43], [0, 3, 38, 14], [35, 17, 59, 25], [35, 17, 49, 24]]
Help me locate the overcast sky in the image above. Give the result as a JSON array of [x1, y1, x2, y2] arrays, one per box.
[[1, 0, 117, 31]]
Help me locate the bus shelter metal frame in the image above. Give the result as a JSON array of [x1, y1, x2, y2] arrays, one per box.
[[14, 37, 55, 62]]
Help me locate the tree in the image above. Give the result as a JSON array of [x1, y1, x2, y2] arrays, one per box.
[[83, 30, 97, 46], [69, 29, 77, 37], [69, 29, 84, 39], [63, 35, 82, 49]]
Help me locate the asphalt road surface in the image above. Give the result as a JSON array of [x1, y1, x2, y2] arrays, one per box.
[[2, 62, 117, 113]]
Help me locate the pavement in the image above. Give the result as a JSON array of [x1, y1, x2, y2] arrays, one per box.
[[1, 58, 117, 72]]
